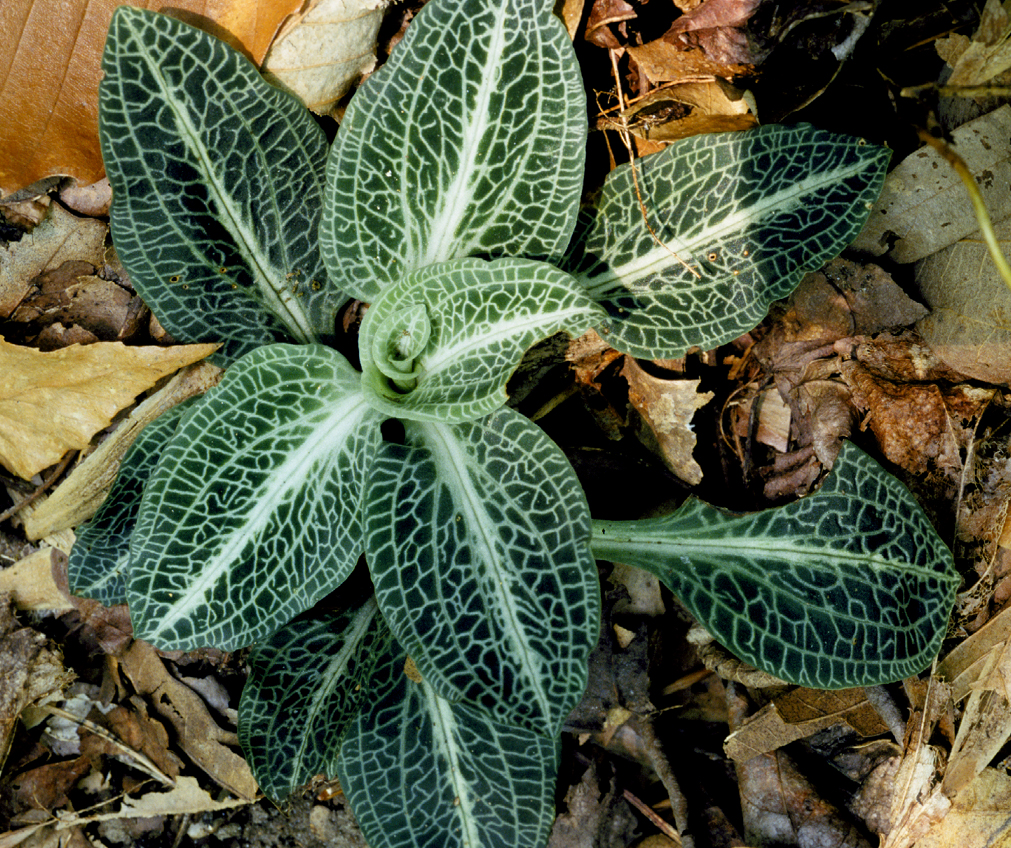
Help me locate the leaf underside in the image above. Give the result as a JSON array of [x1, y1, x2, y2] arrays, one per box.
[[99, 7, 339, 364], [364, 408, 600, 736], [339, 643, 560, 848], [238, 598, 393, 802], [320, 0, 586, 302], [129, 344, 382, 651], [591, 443, 959, 688], [562, 124, 891, 359], [358, 257, 605, 423], [68, 402, 193, 607]]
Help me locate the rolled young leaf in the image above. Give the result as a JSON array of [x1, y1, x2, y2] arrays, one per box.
[[238, 597, 394, 802], [320, 0, 586, 302], [339, 641, 560, 848], [129, 344, 382, 651], [99, 7, 340, 364], [590, 443, 959, 688], [562, 125, 891, 359], [364, 408, 600, 736], [68, 401, 194, 607], [358, 257, 606, 423]]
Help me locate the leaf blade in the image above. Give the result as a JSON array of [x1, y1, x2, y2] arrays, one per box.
[[339, 643, 560, 848], [99, 7, 339, 363], [591, 443, 958, 688], [129, 345, 380, 651], [320, 0, 585, 301], [562, 125, 890, 359], [364, 408, 599, 735]]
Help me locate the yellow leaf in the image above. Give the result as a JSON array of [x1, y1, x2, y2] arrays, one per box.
[[0, 338, 217, 479]]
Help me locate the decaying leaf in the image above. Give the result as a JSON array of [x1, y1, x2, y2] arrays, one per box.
[[22, 360, 222, 539], [939, 604, 1011, 702], [0, 205, 107, 318], [0, 593, 74, 772], [621, 359, 712, 485], [915, 768, 1011, 848], [852, 106, 1011, 263], [724, 687, 889, 763], [0, 337, 217, 480], [0, 548, 74, 611], [916, 217, 1011, 385], [120, 640, 258, 800], [0, 0, 303, 195], [936, 0, 1011, 87], [262, 0, 388, 115]]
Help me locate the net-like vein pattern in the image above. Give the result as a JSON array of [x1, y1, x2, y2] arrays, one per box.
[[99, 8, 339, 364], [69, 402, 192, 606], [364, 408, 599, 735], [339, 644, 559, 848], [321, 0, 585, 302], [562, 124, 891, 359], [592, 443, 959, 688], [129, 344, 381, 651], [238, 599, 394, 801], [358, 257, 605, 423]]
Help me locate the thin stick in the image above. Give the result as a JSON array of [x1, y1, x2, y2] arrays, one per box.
[[607, 49, 700, 280]]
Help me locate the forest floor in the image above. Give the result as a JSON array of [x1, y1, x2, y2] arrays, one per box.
[[2, 0, 1009, 847]]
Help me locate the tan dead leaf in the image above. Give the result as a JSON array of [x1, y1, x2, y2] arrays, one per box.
[[121, 640, 258, 800], [0, 337, 217, 480], [916, 217, 1011, 386], [852, 105, 1011, 263], [0, 548, 74, 611], [939, 604, 1011, 702], [936, 0, 1011, 87], [916, 768, 1011, 848], [0, 0, 303, 196], [22, 361, 222, 539], [621, 358, 713, 485], [724, 688, 889, 763], [0, 205, 107, 319], [262, 0, 388, 116]]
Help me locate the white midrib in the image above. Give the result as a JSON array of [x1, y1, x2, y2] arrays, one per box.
[[421, 9, 508, 266], [424, 680, 482, 848], [149, 394, 368, 642], [425, 422, 551, 724], [583, 159, 871, 298], [420, 301, 597, 377], [295, 597, 379, 771], [133, 33, 316, 344]]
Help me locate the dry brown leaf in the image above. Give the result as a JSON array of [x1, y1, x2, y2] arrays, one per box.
[[262, 0, 388, 115], [916, 768, 1011, 848], [936, 0, 1011, 87], [916, 217, 1011, 386], [0, 0, 303, 196], [22, 360, 222, 539], [939, 604, 1011, 702], [0, 548, 74, 611], [606, 80, 757, 142], [852, 106, 1011, 263], [724, 687, 889, 763], [0, 337, 217, 480], [121, 640, 258, 800], [0, 205, 107, 319], [621, 359, 712, 485]]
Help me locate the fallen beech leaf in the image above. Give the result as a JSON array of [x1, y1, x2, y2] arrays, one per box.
[[23, 361, 222, 539], [262, 0, 388, 115], [936, 0, 1011, 87], [0, 338, 217, 480], [0, 0, 303, 196], [852, 106, 1011, 263]]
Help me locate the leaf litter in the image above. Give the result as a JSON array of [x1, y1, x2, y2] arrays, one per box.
[[5, 2, 1011, 848]]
